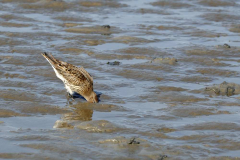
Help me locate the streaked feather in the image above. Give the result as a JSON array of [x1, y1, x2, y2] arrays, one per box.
[[41, 52, 96, 100]]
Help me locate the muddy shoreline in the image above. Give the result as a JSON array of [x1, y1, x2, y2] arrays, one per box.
[[1, 0, 240, 159]]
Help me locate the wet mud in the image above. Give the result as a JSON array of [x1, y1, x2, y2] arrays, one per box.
[[151, 57, 177, 65], [205, 81, 240, 96], [150, 1, 192, 8], [1, 0, 240, 159], [198, 0, 236, 7]]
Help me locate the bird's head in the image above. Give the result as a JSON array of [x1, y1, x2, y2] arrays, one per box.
[[87, 92, 99, 103]]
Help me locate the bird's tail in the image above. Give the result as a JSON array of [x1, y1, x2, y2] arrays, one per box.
[[41, 52, 59, 68]]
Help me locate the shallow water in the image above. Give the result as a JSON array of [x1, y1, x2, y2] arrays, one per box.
[[1, 0, 240, 159]]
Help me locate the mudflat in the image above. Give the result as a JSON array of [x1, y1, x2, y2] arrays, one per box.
[[1, 0, 240, 159]]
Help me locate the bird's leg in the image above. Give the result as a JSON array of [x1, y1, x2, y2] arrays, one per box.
[[66, 92, 75, 102], [66, 93, 70, 106]]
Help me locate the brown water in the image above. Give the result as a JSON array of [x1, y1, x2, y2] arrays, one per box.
[[1, 0, 240, 159]]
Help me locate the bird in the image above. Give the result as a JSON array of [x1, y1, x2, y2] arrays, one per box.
[[41, 52, 98, 103]]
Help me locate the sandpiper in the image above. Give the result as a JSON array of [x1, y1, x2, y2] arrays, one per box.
[[41, 52, 98, 103]]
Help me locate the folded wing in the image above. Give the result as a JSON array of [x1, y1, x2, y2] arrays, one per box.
[[42, 52, 93, 89]]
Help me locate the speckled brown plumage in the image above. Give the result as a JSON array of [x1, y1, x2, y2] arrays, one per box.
[[41, 52, 98, 103]]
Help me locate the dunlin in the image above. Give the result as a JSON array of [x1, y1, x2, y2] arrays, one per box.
[[42, 52, 98, 103]]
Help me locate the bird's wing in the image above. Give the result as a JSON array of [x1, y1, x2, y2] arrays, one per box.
[[57, 64, 93, 87], [42, 52, 93, 86], [78, 67, 93, 84]]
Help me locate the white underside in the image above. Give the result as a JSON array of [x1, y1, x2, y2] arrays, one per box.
[[54, 68, 74, 94], [46, 58, 74, 94], [64, 84, 73, 94]]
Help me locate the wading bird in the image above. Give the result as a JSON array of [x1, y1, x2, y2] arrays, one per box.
[[42, 52, 98, 103]]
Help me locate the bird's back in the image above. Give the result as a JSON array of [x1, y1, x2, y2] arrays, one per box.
[[41, 52, 94, 95]]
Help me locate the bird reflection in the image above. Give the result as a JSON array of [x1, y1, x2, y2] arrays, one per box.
[[53, 102, 94, 129], [53, 91, 104, 129], [63, 106, 93, 121], [63, 101, 96, 121], [63, 91, 102, 121]]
